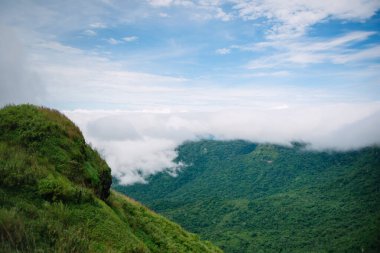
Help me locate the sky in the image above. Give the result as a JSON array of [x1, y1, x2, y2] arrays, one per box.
[[1, 0, 380, 184]]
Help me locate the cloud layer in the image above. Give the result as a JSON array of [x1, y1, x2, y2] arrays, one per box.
[[233, 0, 380, 38], [65, 102, 380, 184]]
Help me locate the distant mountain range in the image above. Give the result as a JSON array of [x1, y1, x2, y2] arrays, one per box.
[[116, 140, 380, 253]]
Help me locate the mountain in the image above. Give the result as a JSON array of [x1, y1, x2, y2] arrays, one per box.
[[116, 140, 380, 253], [0, 105, 221, 253]]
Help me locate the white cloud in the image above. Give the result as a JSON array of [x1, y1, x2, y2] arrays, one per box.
[[244, 70, 290, 77], [159, 12, 170, 17], [214, 6, 232, 21], [2, 0, 378, 40], [305, 31, 377, 51], [123, 36, 138, 42], [107, 37, 121, 45], [148, 0, 175, 7], [216, 47, 231, 55], [87, 116, 141, 141], [233, 0, 380, 38], [26, 39, 189, 108], [90, 22, 107, 29], [65, 102, 380, 185], [244, 31, 379, 69], [147, 0, 232, 21], [240, 31, 376, 52], [147, 0, 379, 34], [94, 137, 181, 185], [26, 37, 373, 113], [332, 45, 380, 64], [148, 0, 194, 7], [84, 29, 97, 36]]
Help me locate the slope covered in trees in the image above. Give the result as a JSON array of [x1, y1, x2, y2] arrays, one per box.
[[0, 105, 221, 253], [117, 140, 380, 253]]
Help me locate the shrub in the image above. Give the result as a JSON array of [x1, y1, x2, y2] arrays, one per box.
[[37, 175, 92, 203]]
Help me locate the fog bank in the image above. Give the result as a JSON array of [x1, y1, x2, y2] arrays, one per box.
[[65, 102, 380, 184]]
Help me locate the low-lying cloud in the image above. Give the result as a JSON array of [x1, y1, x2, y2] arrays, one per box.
[[65, 102, 380, 185]]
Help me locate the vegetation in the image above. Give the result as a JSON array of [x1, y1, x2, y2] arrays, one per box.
[[117, 140, 380, 253], [0, 104, 221, 253]]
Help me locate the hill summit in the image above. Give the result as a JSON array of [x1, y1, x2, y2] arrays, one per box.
[[0, 104, 221, 253]]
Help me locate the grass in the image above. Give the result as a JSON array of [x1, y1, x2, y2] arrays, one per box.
[[0, 104, 221, 253]]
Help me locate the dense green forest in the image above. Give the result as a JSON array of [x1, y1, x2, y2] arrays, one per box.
[[0, 105, 221, 253], [117, 140, 380, 253]]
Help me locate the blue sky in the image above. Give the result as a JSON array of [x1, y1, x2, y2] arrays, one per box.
[[66, 1, 380, 91], [1, 1, 380, 183], [1, 0, 380, 110]]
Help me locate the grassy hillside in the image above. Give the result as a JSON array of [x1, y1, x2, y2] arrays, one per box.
[[117, 140, 380, 253], [0, 105, 221, 253]]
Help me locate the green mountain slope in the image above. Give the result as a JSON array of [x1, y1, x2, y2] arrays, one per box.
[[116, 140, 380, 253], [0, 105, 222, 253]]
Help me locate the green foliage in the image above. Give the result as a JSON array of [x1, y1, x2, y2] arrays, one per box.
[[118, 140, 380, 253], [0, 104, 112, 200], [0, 142, 47, 188], [37, 175, 93, 203], [0, 208, 33, 252], [0, 105, 221, 253]]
